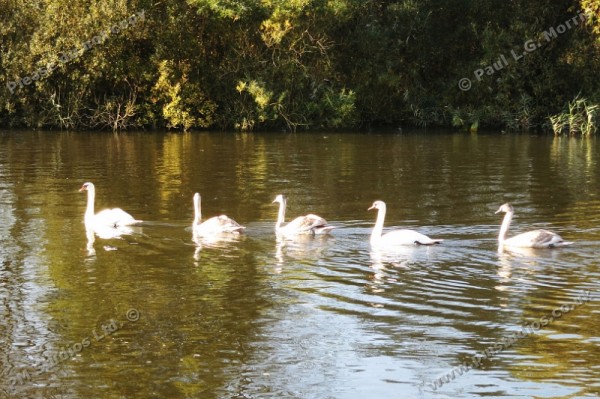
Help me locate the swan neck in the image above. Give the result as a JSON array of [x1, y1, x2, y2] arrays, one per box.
[[275, 199, 286, 231], [85, 187, 95, 223], [498, 211, 513, 244], [193, 195, 202, 227], [371, 206, 386, 244]]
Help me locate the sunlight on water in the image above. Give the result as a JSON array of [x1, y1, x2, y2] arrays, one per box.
[[0, 131, 598, 398]]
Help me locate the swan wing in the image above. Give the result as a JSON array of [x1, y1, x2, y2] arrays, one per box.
[[93, 208, 142, 228], [281, 214, 333, 235], [504, 229, 573, 248], [280, 216, 317, 234], [215, 215, 246, 234], [303, 214, 335, 234], [377, 229, 443, 246], [108, 208, 142, 226], [195, 215, 245, 236]]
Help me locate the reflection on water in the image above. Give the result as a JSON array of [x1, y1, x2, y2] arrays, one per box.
[[0, 131, 599, 398], [192, 233, 246, 262], [85, 225, 146, 257]]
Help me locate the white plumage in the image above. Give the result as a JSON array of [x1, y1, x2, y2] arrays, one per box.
[[79, 182, 142, 229], [192, 193, 245, 237], [272, 194, 335, 237], [496, 203, 573, 249], [368, 200, 442, 247]]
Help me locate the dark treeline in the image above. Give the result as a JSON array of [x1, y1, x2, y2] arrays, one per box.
[[1, 0, 599, 133]]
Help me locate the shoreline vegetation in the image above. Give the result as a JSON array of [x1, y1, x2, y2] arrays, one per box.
[[1, 1, 599, 134]]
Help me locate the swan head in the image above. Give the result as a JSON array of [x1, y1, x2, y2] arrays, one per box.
[[193, 192, 200, 202], [272, 194, 285, 205], [368, 200, 386, 211], [79, 182, 95, 192], [495, 203, 514, 214]]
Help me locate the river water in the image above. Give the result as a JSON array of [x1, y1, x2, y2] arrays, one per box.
[[0, 130, 598, 398]]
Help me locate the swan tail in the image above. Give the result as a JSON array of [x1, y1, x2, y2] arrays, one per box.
[[106, 208, 142, 227], [227, 225, 246, 234], [313, 225, 336, 235], [122, 219, 143, 226], [549, 241, 574, 248], [415, 238, 443, 245]]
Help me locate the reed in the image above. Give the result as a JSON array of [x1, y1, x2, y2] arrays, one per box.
[[550, 95, 598, 136]]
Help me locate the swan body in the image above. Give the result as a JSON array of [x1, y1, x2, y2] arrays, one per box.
[[192, 193, 245, 236], [496, 203, 573, 248], [368, 200, 442, 247], [272, 194, 335, 236], [79, 182, 142, 228]]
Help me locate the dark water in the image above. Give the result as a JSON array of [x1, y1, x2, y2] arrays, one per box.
[[0, 130, 598, 398]]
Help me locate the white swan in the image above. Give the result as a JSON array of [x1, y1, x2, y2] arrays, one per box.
[[496, 203, 573, 248], [79, 182, 142, 228], [272, 194, 335, 236], [192, 193, 245, 236], [368, 200, 442, 246]]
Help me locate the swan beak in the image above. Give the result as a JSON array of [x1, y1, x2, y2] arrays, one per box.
[[494, 208, 501, 214], [367, 205, 375, 211], [78, 186, 87, 192]]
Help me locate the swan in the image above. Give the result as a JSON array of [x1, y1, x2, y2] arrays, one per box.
[[496, 203, 573, 248], [272, 194, 335, 236], [192, 193, 245, 236], [368, 200, 442, 246], [79, 182, 142, 228]]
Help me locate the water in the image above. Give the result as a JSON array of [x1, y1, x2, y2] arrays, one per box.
[[0, 130, 599, 398]]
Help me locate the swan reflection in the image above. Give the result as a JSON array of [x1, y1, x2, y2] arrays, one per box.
[[370, 247, 417, 270], [274, 235, 332, 270], [497, 244, 565, 259], [495, 244, 563, 293], [84, 225, 142, 257], [192, 233, 244, 261]]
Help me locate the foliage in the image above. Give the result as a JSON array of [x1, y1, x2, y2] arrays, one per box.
[[550, 94, 599, 135], [153, 60, 217, 131], [581, 0, 600, 36], [1, 0, 599, 131]]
